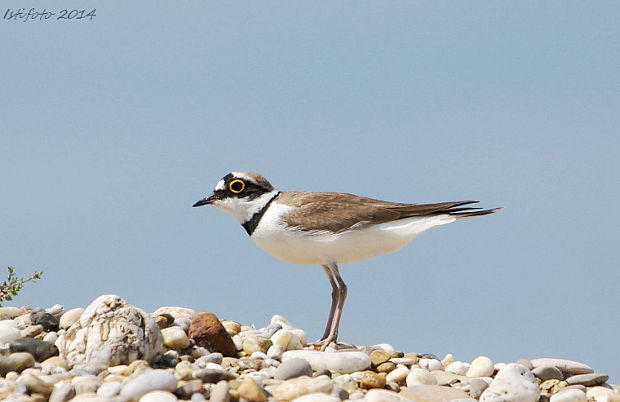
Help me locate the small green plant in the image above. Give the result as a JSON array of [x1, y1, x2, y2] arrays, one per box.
[[0, 267, 43, 307]]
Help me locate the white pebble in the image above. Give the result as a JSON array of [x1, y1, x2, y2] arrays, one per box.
[[386, 366, 410, 383], [406, 368, 437, 386], [0, 324, 21, 344], [59, 308, 84, 329], [43, 332, 58, 344], [550, 389, 587, 402], [446, 361, 469, 376], [467, 356, 494, 377], [419, 358, 443, 371], [267, 344, 283, 359], [161, 327, 190, 349], [140, 390, 178, 402], [373, 343, 395, 351], [390, 358, 414, 366], [480, 363, 539, 402], [271, 329, 293, 350]]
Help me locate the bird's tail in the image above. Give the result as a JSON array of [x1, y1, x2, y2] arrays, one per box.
[[443, 201, 504, 219]]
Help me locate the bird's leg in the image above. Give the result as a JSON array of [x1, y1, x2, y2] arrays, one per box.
[[320, 264, 339, 341], [314, 262, 347, 351]]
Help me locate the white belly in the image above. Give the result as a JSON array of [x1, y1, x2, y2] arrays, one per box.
[[250, 204, 456, 266]]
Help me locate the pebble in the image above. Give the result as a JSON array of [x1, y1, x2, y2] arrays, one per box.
[[152, 306, 196, 321], [209, 380, 230, 402], [364, 388, 410, 402], [192, 368, 236, 383], [49, 381, 76, 402], [119, 369, 178, 400], [469, 378, 490, 399], [275, 357, 313, 380], [10, 338, 59, 361], [292, 392, 341, 402], [419, 358, 443, 371], [550, 388, 588, 402], [466, 356, 494, 377], [566, 373, 609, 386], [0, 352, 35, 375], [187, 311, 237, 357], [140, 390, 179, 402], [282, 350, 371, 374], [16, 372, 55, 395], [480, 363, 539, 402], [399, 385, 469, 401], [97, 381, 122, 398], [446, 361, 469, 376], [359, 371, 386, 389], [237, 376, 267, 401], [30, 310, 60, 331], [59, 308, 85, 329], [406, 368, 437, 386], [586, 386, 616, 401], [161, 326, 190, 349], [533, 365, 564, 381], [72, 375, 103, 394], [0, 306, 24, 320], [272, 376, 333, 401], [531, 358, 593, 374], [370, 350, 392, 366], [243, 334, 273, 354], [386, 366, 409, 383], [0, 324, 21, 344]]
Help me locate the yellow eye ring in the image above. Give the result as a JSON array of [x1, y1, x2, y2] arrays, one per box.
[[228, 179, 245, 193]]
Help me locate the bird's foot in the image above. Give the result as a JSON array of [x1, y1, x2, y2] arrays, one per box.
[[309, 338, 356, 351]]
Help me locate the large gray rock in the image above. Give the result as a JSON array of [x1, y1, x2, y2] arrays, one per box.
[[56, 295, 163, 371]]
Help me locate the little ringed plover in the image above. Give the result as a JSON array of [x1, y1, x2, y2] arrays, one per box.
[[193, 171, 501, 349]]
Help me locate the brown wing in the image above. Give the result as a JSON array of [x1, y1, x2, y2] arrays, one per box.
[[278, 192, 499, 233]]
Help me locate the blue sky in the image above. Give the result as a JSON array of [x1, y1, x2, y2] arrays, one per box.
[[1, 2, 618, 380]]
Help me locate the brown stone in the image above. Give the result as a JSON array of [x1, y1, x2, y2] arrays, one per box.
[[188, 311, 237, 357], [370, 350, 392, 366], [359, 371, 387, 390], [376, 362, 397, 373], [154, 313, 175, 329], [237, 377, 267, 402]]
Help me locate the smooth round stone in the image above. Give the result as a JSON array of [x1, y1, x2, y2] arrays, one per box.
[[282, 350, 370, 374], [97, 381, 122, 398], [140, 390, 178, 402], [17, 372, 54, 395], [43, 331, 59, 344], [119, 369, 177, 400], [586, 386, 616, 401], [0, 352, 35, 375], [238, 376, 267, 402], [532, 365, 564, 381], [272, 376, 333, 401], [0, 324, 21, 344], [243, 334, 272, 355], [365, 389, 410, 402], [406, 368, 437, 386], [251, 351, 268, 360], [419, 358, 443, 371], [400, 385, 469, 402], [480, 363, 539, 402], [386, 366, 409, 383], [550, 389, 587, 402], [267, 344, 283, 359], [530, 358, 593, 375], [0, 306, 24, 320], [390, 358, 414, 366], [370, 350, 392, 366], [59, 308, 84, 330], [446, 361, 469, 376], [72, 375, 103, 394], [467, 356, 494, 377], [209, 380, 230, 402], [9, 338, 59, 361], [359, 371, 387, 389], [275, 358, 313, 380], [31, 311, 60, 331], [221, 320, 241, 335], [174, 318, 192, 332], [469, 378, 490, 399], [41, 356, 68, 369], [566, 373, 609, 386], [152, 306, 196, 321], [271, 329, 293, 350], [49, 381, 76, 402], [161, 326, 190, 349], [292, 392, 341, 402], [516, 359, 534, 370]]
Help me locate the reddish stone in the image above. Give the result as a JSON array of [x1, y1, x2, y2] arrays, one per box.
[[187, 311, 237, 357]]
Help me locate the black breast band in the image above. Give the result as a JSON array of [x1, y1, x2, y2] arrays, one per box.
[[242, 192, 280, 236]]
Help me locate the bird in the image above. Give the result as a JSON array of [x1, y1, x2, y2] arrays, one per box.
[[193, 171, 501, 350]]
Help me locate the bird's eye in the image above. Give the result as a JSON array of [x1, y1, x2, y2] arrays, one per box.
[[228, 179, 245, 193]]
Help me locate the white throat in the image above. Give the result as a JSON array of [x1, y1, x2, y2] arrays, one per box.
[[212, 190, 279, 224]]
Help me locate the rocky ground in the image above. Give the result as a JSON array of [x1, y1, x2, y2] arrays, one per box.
[[0, 295, 617, 402]]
